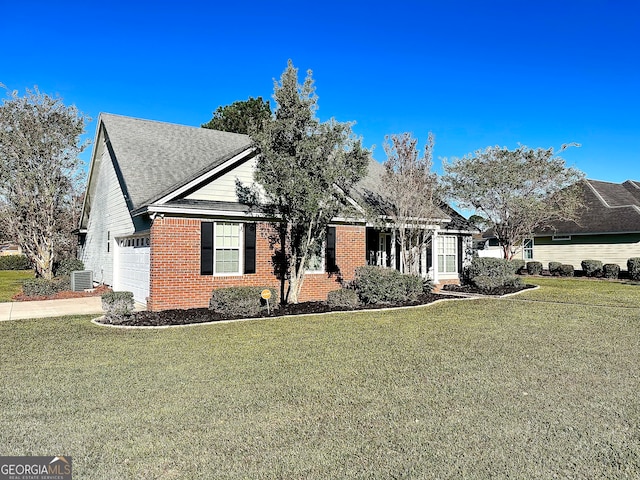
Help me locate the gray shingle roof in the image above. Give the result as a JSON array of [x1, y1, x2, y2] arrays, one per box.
[[544, 179, 640, 235], [98, 114, 471, 231], [101, 113, 252, 210]]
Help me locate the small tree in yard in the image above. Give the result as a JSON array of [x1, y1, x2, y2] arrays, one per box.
[[381, 132, 440, 275], [243, 60, 370, 304], [443, 144, 584, 260], [0, 86, 88, 279]]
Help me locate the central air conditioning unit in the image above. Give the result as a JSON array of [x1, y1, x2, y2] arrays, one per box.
[[70, 270, 94, 291]]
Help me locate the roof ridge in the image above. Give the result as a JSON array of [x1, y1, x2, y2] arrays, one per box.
[[585, 179, 611, 208], [99, 112, 250, 139]]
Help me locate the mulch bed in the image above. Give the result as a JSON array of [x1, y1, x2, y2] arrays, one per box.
[[442, 283, 536, 296], [94, 283, 535, 327], [99, 293, 453, 327], [13, 284, 112, 302]]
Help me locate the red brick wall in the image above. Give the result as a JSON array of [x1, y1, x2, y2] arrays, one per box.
[[148, 217, 365, 311]]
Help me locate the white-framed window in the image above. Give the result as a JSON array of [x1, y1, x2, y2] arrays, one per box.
[[523, 238, 534, 260], [214, 222, 242, 274], [306, 240, 325, 273], [437, 235, 457, 273]]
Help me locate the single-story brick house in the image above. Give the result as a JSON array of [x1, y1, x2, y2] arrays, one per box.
[[477, 179, 640, 268], [78, 113, 473, 310]]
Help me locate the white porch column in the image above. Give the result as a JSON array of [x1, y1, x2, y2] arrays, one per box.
[[420, 243, 428, 278], [431, 229, 439, 284], [391, 230, 398, 272]]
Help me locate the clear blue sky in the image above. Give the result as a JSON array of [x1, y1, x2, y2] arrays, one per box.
[[2, 0, 638, 182]]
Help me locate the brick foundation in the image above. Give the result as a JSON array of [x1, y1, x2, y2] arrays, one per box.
[[148, 217, 366, 311]]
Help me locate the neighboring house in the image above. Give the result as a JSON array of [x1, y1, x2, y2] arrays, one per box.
[[477, 179, 640, 269], [0, 243, 23, 256], [78, 113, 473, 310]]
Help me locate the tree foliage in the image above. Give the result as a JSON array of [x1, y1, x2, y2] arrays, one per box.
[[443, 144, 584, 259], [381, 132, 440, 274], [0, 86, 88, 279], [243, 60, 370, 303], [202, 96, 271, 134]]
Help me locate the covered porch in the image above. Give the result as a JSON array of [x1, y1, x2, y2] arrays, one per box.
[[365, 227, 469, 283]]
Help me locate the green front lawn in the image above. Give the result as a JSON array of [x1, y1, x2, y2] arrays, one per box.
[[0, 270, 33, 301], [1, 279, 639, 478]]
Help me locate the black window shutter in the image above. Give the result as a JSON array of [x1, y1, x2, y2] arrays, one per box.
[[244, 223, 256, 274], [326, 226, 336, 272], [201, 222, 214, 275]]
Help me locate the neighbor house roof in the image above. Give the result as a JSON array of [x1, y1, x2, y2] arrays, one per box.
[[542, 179, 640, 235], [99, 113, 253, 211]]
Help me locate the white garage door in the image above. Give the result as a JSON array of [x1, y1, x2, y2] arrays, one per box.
[[114, 236, 150, 304]]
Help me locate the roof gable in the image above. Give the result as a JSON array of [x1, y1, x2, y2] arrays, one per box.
[[99, 113, 253, 211]]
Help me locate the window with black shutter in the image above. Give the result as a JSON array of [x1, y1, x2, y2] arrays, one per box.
[[200, 222, 214, 275], [326, 226, 336, 272], [244, 223, 256, 274]]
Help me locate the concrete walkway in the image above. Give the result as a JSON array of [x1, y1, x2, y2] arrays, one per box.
[[0, 297, 104, 321], [0, 298, 146, 321]]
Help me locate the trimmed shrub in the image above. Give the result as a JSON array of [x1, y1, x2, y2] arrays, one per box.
[[526, 261, 543, 276], [558, 264, 575, 277], [22, 277, 69, 297], [581, 260, 603, 277], [102, 291, 135, 324], [462, 257, 522, 292], [353, 266, 423, 304], [548, 262, 562, 276], [327, 288, 360, 308], [509, 259, 526, 274], [0, 255, 31, 271], [463, 257, 515, 283], [209, 286, 278, 317], [603, 263, 620, 279], [472, 275, 523, 292], [627, 258, 640, 281], [54, 258, 85, 277], [403, 274, 425, 300]]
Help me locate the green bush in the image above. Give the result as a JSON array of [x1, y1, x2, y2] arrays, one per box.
[[22, 277, 69, 297], [581, 259, 603, 277], [526, 261, 543, 275], [463, 257, 522, 291], [422, 279, 435, 293], [509, 259, 526, 274], [463, 257, 515, 282], [603, 263, 620, 279], [54, 258, 85, 277], [353, 266, 423, 304], [209, 286, 278, 317], [627, 258, 640, 281], [472, 275, 523, 292], [558, 264, 575, 277], [0, 255, 31, 271], [102, 291, 135, 324], [548, 262, 562, 276], [327, 288, 360, 308]]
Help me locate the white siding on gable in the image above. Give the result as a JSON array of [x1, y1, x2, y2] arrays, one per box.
[[80, 140, 135, 286], [185, 157, 258, 202]]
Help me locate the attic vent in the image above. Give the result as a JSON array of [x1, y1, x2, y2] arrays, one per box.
[[71, 270, 93, 291]]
